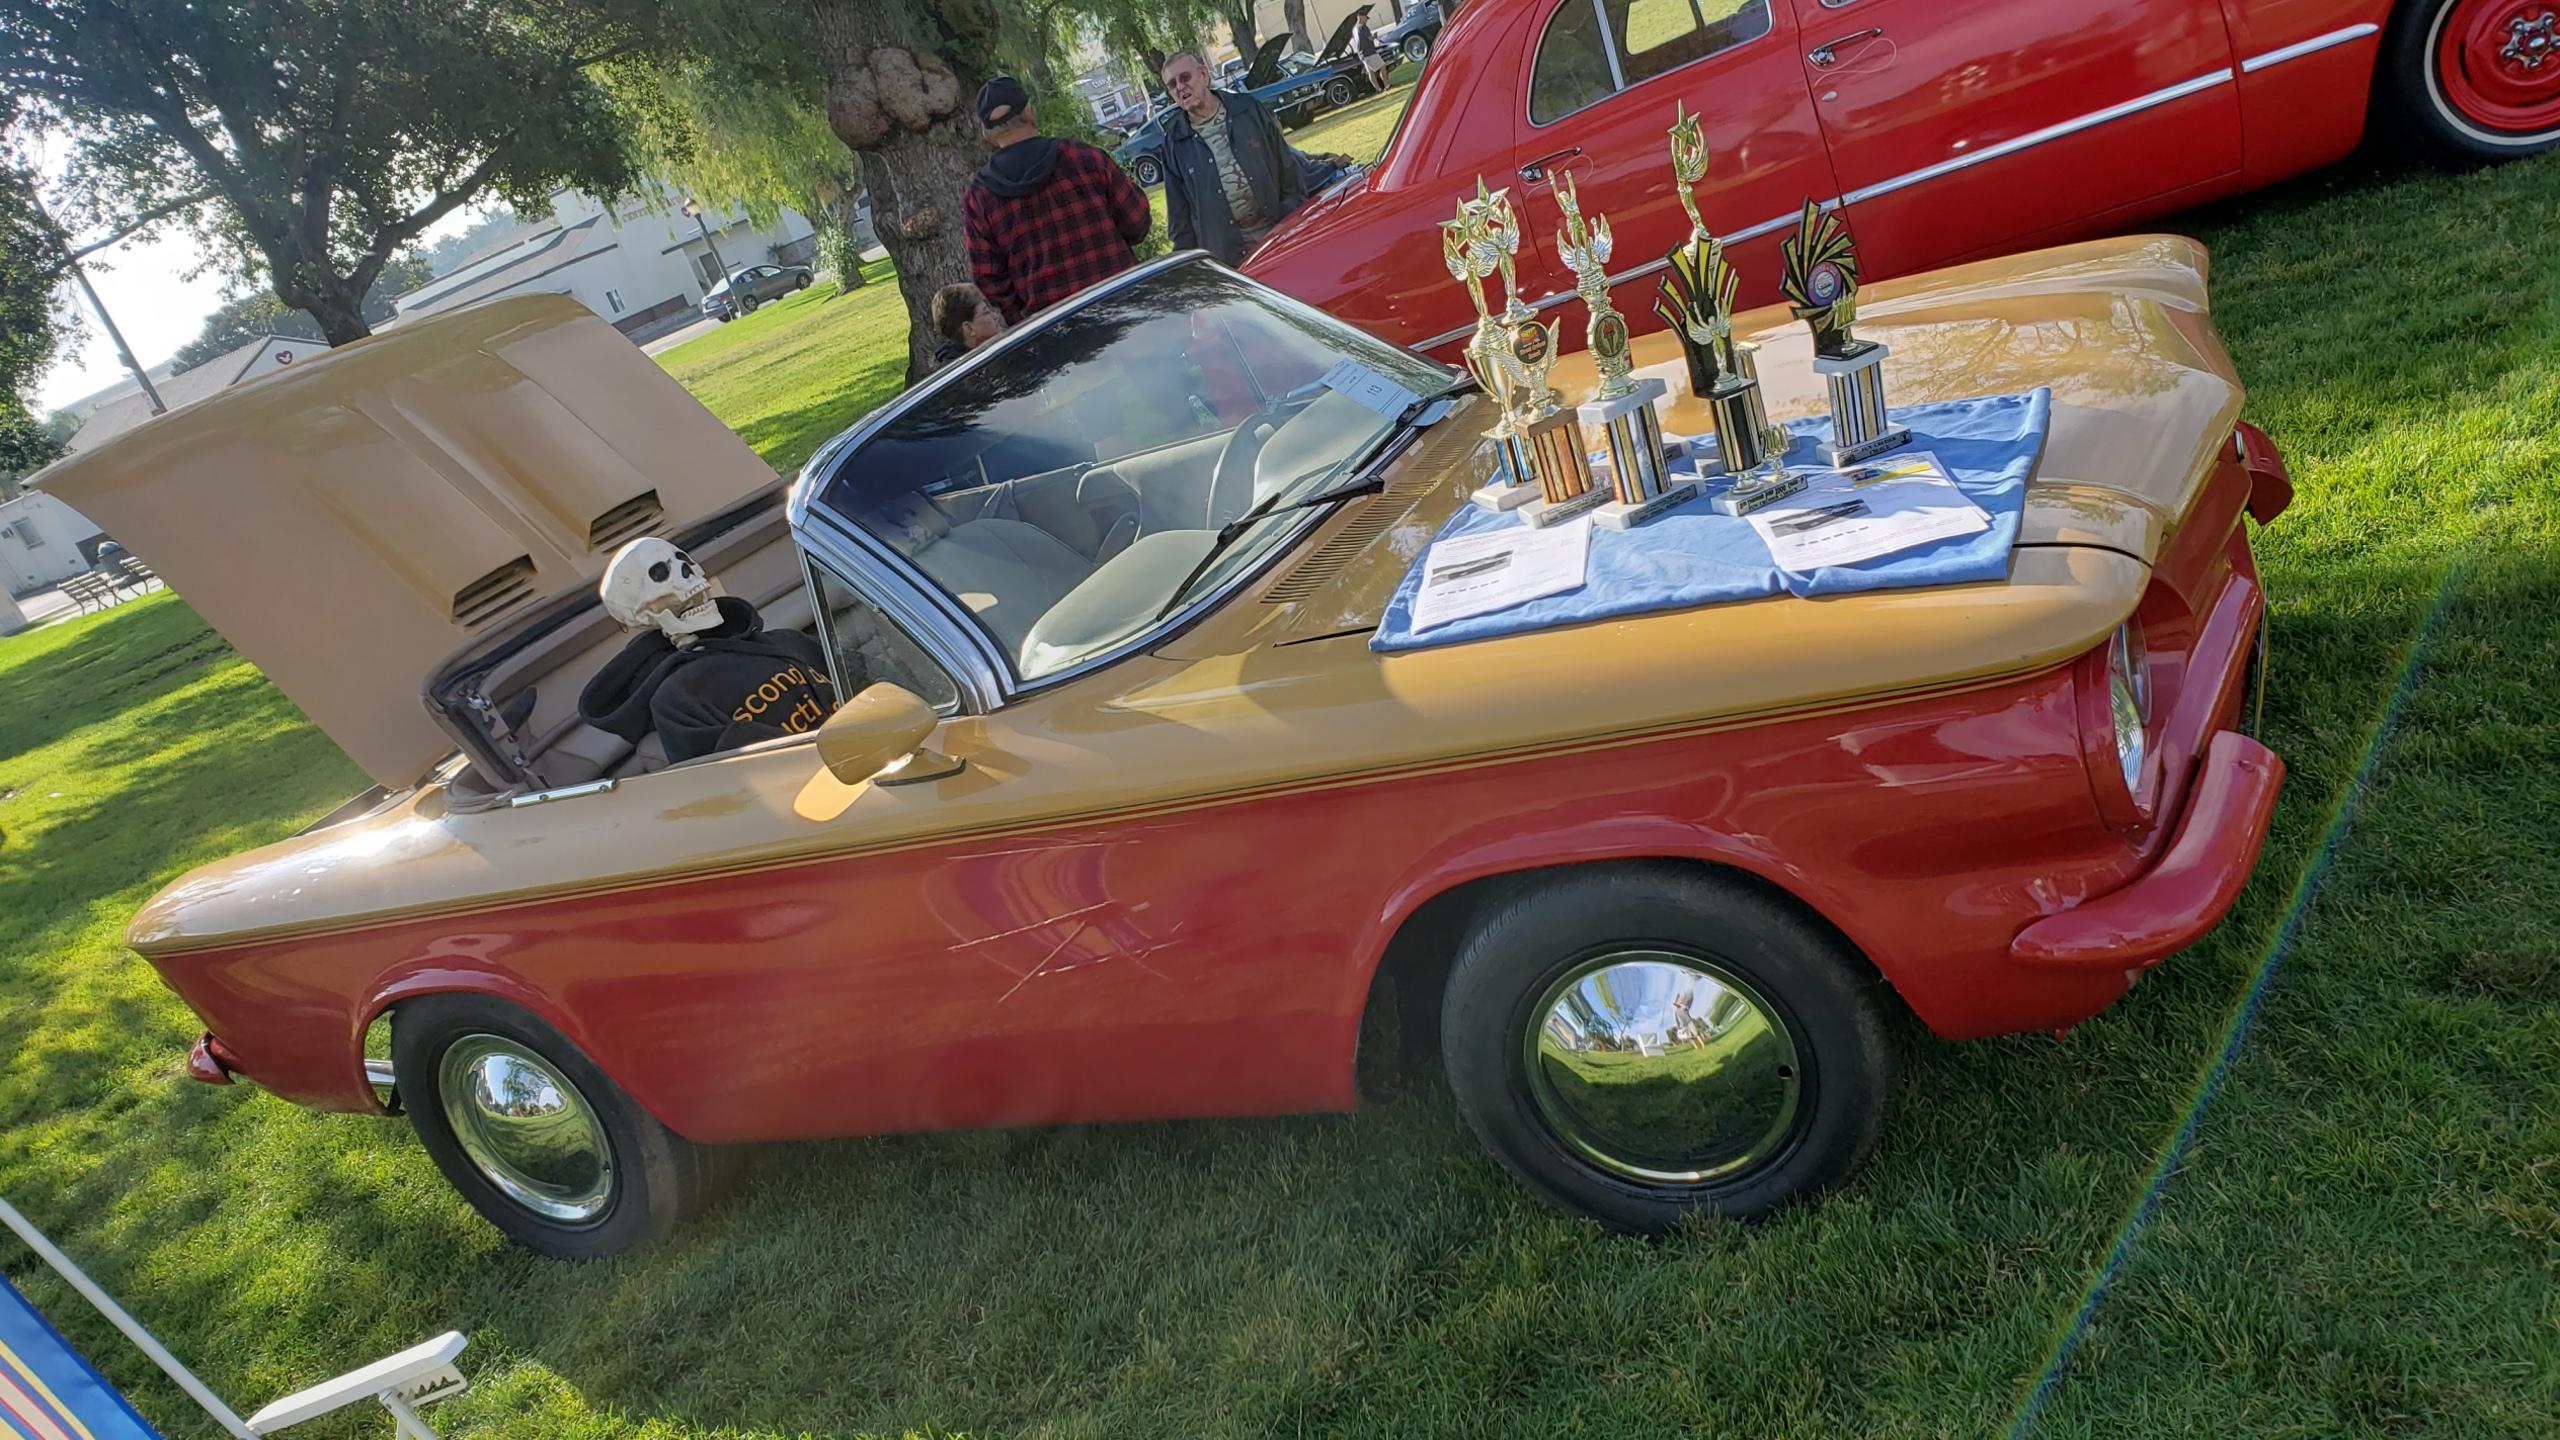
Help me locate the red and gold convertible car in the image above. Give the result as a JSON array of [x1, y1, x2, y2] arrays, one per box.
[[48, 240, 2289, 1257]]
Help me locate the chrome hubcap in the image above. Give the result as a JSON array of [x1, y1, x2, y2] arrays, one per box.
[[1525, 951, 1802, 1183], [439, 1035, 615, 1223], [2506, 12, 2557, 69]]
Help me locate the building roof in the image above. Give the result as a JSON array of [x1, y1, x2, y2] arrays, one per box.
[[64, 334, 314, 455], [395, 214, 616, 317]]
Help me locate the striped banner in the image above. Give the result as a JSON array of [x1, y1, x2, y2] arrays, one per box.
[[0, 1279, 159, 1440]]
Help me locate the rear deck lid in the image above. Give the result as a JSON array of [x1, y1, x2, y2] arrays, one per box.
[[36, 295, 778, 788]]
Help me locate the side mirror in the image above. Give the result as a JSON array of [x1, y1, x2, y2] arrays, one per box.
[[815, 683, 963, 787]]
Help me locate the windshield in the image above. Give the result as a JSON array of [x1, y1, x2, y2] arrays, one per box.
[[816, 262, 1451, 683]]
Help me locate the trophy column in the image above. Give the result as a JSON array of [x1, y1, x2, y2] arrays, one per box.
[[1812, 345, 1909, 465]]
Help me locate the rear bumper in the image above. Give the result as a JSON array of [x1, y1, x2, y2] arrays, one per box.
[[2012, 730, 2284, 968]]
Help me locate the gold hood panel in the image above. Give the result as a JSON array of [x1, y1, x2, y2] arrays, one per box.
[[38, 296, 775, 788]]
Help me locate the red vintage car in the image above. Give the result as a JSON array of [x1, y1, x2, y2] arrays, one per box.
[[1251, 0, 2554, 355]]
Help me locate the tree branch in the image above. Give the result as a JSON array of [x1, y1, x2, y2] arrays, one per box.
[[43, 188, 220, 273]]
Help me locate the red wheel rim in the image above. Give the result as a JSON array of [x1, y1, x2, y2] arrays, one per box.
[[2434, 0, 2560, 136]]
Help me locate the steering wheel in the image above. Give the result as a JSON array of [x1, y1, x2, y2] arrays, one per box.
[[1204, 398, 1302, 528]]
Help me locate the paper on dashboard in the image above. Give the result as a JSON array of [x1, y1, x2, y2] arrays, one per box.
[[1409, 519, 1592, 631], [1744, 450, 1988, 571]]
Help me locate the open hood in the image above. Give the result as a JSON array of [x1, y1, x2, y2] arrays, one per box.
[[1244, 33, 1294, 88], [1317, 8, 1370, 61], [37, 295, 777, 789]]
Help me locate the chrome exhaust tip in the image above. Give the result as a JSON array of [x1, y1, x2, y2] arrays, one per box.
[[364, 1058, 400, 1113]]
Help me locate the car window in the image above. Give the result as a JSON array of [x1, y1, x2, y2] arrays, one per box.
[[1529, 0, 1774, 125], [805, 559, 963, 714]]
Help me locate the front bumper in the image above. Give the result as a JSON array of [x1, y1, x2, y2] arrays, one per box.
[[2012, 731, 2283, 968]]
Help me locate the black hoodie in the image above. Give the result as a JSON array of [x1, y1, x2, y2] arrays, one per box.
[[975, 135, 1062, 198], [577, 596, 838, 764]]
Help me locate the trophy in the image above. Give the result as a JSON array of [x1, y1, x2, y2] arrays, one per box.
[[1778, 199, 1909, 465], [1505, 317, 1606, 529], [1444, 200, 1537, 512], [1653, 104, 1798, 516], [1552, 172, 1679, 529]]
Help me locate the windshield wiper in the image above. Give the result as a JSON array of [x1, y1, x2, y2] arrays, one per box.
[[1149, 387, 1453, 624]]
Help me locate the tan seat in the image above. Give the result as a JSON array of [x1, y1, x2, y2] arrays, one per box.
[[915, 518, 1092, 660]]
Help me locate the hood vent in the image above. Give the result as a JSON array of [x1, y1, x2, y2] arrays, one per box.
[[453, 555, 538, 628], [587, 490, 665, 550], [1262, 475, 1432, 605]]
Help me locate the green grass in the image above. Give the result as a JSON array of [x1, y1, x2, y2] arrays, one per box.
[[1292, 72, 1418, 165], [653, 257, 908, 474], [6, 148, 2560, 1439]]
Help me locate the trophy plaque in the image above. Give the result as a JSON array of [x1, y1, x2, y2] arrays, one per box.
[[1778, 200, 1909, 466], [1653, 104, 1798, 517], [1444, 199, 1536, 512], [1508, 319, 1605, 529]]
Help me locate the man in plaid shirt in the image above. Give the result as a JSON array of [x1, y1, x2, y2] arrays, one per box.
[[964, 77, 1153, 324]]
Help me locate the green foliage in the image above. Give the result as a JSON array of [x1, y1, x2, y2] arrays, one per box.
[[0, 0, 660, 341], [168, 257, 432, 375], [0, 161, 67, 413], [0, 397, 61, 478]]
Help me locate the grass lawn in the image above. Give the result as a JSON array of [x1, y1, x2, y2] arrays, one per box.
[[652, 257, 907, 475], [4, 146, 2558, 1439]]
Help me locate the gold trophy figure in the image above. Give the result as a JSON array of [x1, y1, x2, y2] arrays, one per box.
[[1552, 171, 1635, 401], [1778, 199, 1909, 465], [1662, 105, 1792, 490], [1445, 196, 1539, 512], [1476, 179, 1537, 329]]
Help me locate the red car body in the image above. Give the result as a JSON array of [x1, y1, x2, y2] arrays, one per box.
[[1249, 0, 2398, 355]]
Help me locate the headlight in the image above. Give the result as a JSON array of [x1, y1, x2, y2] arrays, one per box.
[[2108, 622, 2148, 796]]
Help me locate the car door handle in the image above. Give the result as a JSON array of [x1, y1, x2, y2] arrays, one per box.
[[1808, 27, 1883, 66], [1518, 146, 1581, 183]]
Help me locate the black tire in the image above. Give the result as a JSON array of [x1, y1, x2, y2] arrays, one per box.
[[1326, 77, 1357, 108], [794, 273, 810, 290], [740, 295, 761, 315], [2385, 0, 2560, 164], [1440, 866, 1893, 1233], [1134, 154, 1163, 188], [1403, 33, 1431, 65], [393, 994, 730, 1259]]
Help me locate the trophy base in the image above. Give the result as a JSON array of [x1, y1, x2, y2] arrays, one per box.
[[1519, 487, 1608, 529], [1821, 425, 1911, 467], [1470, 481, 1537, 512], [1594, 478, 1701, 530], [1710, 469, 1808, 517]]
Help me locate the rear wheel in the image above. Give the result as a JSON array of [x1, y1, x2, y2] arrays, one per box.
[[2389, 0, 2560, 161], [1326, 76, 1358, 108], [795, 273, 811, 290], [1440, 867, 1893, 1233], [393, 995, 729, 1259]]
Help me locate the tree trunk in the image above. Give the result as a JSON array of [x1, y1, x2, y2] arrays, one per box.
[[805, 0, 989, 384], [1283, 0, 1311, 49], [285, 275, 373, 346], [1221, 2, 1259, 64]]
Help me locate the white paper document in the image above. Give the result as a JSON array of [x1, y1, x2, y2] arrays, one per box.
[[1410, 520, 1592, 631], [1319, 359, 1422, 421], [1744, 451, 1989, 571]]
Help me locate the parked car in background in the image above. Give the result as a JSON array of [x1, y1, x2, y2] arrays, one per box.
[[701, 262, 814, 322], [1239, 19, 1374, 127], [1376, 0, 1445, 64], [1114, 106, 1178, 187], [52, 239, 2289, 1258], [1248, 0, 2558, 358]]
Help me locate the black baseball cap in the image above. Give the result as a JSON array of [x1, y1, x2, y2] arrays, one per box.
[[976, 76, 1030, 129]]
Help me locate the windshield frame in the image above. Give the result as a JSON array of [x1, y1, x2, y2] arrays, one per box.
[[788, 252, 1458, 706]]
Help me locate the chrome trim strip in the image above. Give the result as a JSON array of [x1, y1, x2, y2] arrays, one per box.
[[507, 778, 615, 808], [1839, 68, 2234, 207], [2239, 22, 2379, 73]]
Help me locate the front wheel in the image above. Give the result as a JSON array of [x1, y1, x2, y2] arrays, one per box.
[[740, 295, 761, 315], [393, 995, 730, 1259], [1441, 866, 1893, 1233], [1403, 33, 1431, 64], [1133, 154, 1163, 188], [2389, 0, 2560, 161]]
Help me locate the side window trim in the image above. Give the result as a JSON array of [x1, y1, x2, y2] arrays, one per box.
[[800, 548, 978, 718], [1529, 0, 1773, 130]]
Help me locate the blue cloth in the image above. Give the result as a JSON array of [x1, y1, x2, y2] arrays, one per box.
[[0, 1277, 164, 1439], [1372, 388, 2050, 653]]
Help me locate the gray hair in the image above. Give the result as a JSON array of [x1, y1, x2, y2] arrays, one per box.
[[1161, 48, 1210, 77]]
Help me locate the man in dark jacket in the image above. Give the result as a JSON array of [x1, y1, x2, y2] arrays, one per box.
[[1156, 50, 1308, 267], [963, 76, 1153, 323]]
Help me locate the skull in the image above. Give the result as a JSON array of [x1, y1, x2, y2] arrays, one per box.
[[600, 537, 723, 639]]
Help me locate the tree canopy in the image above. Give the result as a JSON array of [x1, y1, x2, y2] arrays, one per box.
[[0, 161, 68, 477], [0, 0, 662, 345], [170, 256, 432, 375]]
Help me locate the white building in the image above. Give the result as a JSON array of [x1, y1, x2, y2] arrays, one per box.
[[60, 334, 312, 458], [0, 491, 106, 596], [392, 188, 818, 339]]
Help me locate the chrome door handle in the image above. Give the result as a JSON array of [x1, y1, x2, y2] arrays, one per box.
[[1809, 27, 1882, 66], [1518, 146, 1582, 183]]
